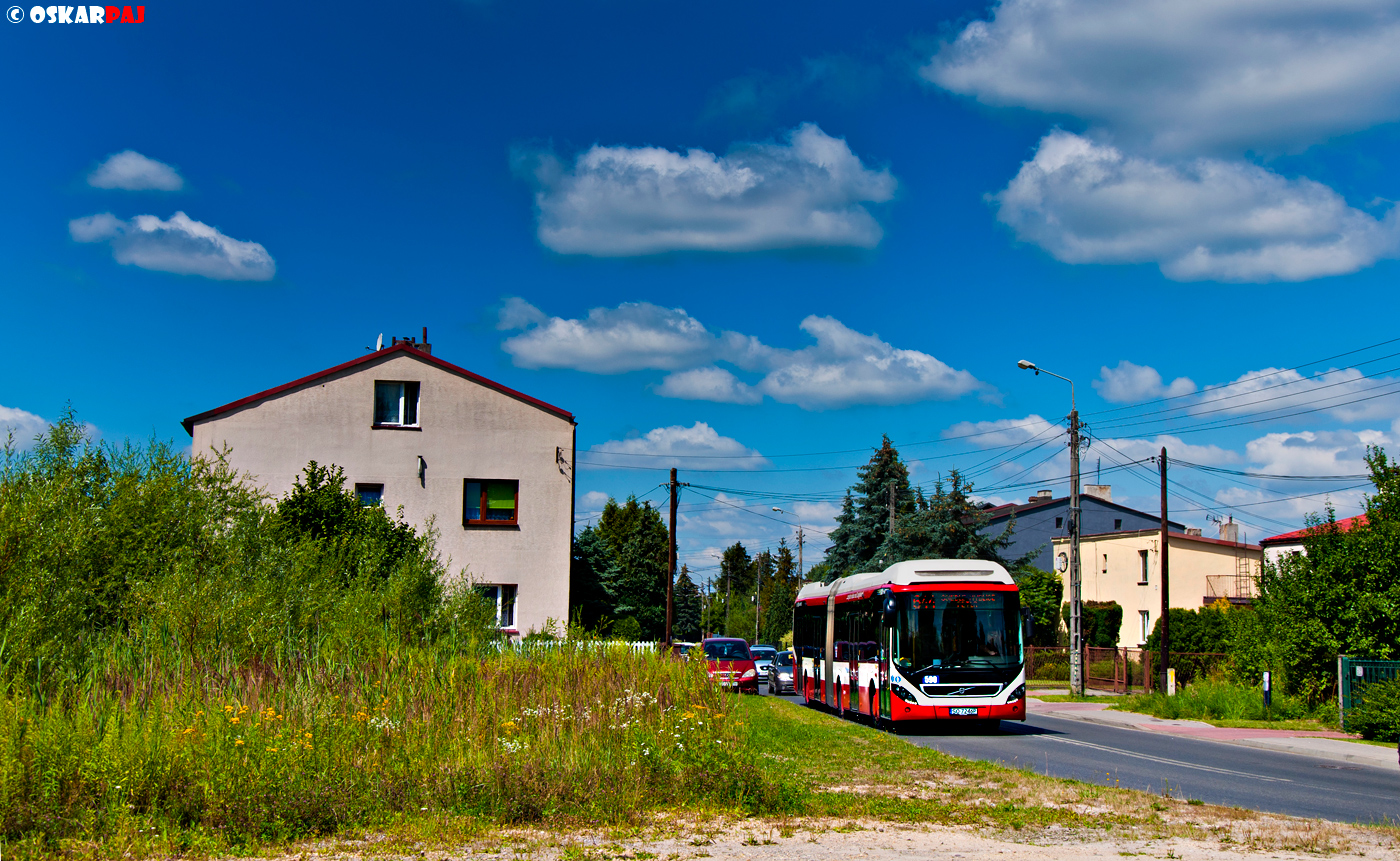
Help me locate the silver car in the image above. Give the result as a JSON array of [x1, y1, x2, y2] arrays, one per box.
[[749, 644, 778, 679], [766, 650, 795, 694]]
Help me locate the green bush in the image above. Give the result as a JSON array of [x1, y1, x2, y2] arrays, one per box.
[[1063, 600, 1122, 647], [1016, 567, 1062, 647], [0, 416, 799, 854], [1348, 677, 1400, 741], [1147, 604, 1233, 654], [1116, 679, 1327, 723]]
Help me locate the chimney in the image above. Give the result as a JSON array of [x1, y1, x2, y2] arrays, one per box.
[[1186, 527, 1202, 537], [1083, 484, 1112, 502], [1219, 516, 1239, 543], [420, 326, 431, 355], [1028, 489, 1053, 502]]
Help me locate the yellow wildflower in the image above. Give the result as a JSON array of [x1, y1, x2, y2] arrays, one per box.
[[230, 716, 240, 724], [235, 739, 244, 746]]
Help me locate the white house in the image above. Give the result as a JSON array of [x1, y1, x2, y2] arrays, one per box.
[[183, 333, 576, 636]]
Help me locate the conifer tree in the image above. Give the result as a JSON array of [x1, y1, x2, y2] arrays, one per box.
[[672, 565, 702, 641], [822, 435, 916, 579]]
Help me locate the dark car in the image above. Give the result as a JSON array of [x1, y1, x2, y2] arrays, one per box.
[[766, 650, 795, 694], [749, 644, 778, 679], [701, 637, 759, 694]]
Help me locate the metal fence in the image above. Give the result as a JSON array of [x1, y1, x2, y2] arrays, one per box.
[[1339, 655, 1400, 731], [1027, 646, 1230, 694]]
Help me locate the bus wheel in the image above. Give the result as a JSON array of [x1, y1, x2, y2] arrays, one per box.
[[870, 682, 878, 719], [836, 682, 844, 716]]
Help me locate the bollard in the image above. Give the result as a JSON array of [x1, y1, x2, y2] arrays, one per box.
[[1166, 668, 1176, 696], [1263, 671, 1272, 719]]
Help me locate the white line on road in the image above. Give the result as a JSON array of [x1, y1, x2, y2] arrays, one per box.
[[1039, 735, 1294, 783]]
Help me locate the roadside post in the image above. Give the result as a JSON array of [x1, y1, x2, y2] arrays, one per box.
[[1263, 671, 1271, 718], [1166, 667, 1176, 696]]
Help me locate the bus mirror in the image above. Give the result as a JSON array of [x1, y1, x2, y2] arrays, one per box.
[[883, 595, 897, 626]]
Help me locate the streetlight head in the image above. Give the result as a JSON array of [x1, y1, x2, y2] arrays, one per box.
[[1017, 359, 1036, 370], [771, 507, 783, 513]]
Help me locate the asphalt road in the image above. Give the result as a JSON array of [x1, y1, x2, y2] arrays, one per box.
[[769, 691, 1400, 825]]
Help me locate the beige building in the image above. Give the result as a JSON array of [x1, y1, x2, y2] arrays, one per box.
[[183, 335, 576, 636], [1053, 527, 1262, 648]]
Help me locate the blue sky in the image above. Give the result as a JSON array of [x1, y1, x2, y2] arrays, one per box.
[[4, 0, 1400, 582]]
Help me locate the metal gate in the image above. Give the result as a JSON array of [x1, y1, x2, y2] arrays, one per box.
[[1339, 655, 1400, 731]]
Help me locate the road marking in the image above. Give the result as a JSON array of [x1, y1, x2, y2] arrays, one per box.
[[1039, 735, 1294, 783]]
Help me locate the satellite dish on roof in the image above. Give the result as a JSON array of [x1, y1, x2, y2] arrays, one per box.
[[376, 333, 384, 351]]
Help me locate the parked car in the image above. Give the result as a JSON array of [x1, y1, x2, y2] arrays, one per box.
[[701, 637, 759, 694], [668, 641, 698, 660], [766, 650, 795, 694], [749, 644, 778, 678]]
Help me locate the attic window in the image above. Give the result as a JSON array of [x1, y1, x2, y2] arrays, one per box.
[[1114, 518, 1123, 530], [1055, 517, 1063, 529], [374, 381, 419, 427]]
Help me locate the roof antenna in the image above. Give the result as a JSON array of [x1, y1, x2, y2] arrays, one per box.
[[376, 333, 384, 351]]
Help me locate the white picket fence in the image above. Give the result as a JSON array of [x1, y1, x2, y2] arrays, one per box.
[[495, 639, 659, 656]]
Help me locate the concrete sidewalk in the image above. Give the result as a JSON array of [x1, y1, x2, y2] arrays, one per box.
[[1028, 698, 1399, 770]]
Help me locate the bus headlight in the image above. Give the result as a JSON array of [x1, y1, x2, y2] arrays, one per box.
[[890, 683, 916, 703], [1010, 683, 1025, 700]]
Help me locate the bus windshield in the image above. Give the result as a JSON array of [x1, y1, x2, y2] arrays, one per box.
[[893, 590, 1020, 674]]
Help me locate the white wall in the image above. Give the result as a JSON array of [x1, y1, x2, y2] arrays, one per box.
[[191, 350, 575, 636]]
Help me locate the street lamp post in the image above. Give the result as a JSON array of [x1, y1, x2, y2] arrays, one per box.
[[771, 507, 805, 579], [1017, 359, 1084, 697]]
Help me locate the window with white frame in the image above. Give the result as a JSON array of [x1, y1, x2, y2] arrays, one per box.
[[373, 380, 420, 427], [475, 584, 517, 629], [1140, 610, 1150, 644], [1138, 549, 1149, 584]]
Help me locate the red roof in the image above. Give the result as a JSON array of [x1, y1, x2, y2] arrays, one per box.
[[1260, 514, 1367, 546], [182, 342, 574, 435]]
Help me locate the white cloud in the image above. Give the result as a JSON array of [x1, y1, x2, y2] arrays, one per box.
[[516, 123, 896, 256], [69, 212, 275, 281], [655, 367, 762, 405], [578, 490, 610, 513], [501, 299, 988, 409], [754, 316, 984, 410], [1099, 435, 1239, 467], [924, 0, 1400, 156], [993, 132, 1400, 282], [87, 150, 184, 191], [1192, 366, 1400, 424], [1094, 360, 1196, 403], [500, 301, 716, 373], [585, 422, 769, 470], [1245, 429, 1388, 477], [0, 406, 49, 449], [942, 414, 1059, 448]]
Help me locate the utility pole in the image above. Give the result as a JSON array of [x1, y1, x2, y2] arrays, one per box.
[[1068, 407, 1083, 698], [755, 561, 761, 644], [667, 468, 677, 645], [1159, 447, 1171, 693], [797, 527, 804, 580]]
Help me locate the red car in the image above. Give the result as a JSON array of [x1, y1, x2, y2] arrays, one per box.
[[702, 637, 759, 694]]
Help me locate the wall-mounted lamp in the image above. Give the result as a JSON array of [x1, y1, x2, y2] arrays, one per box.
[[417, 455, 427, 488]]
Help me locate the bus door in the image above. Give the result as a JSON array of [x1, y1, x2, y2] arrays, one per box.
[[823, 594, 835, 707], [877, 589, 895, 720]]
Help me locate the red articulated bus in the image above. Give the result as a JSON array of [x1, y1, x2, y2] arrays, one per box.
[[793, 559, 1027, 730]]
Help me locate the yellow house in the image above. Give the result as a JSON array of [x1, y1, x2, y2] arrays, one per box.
[[1051, 528, 1262, 648]]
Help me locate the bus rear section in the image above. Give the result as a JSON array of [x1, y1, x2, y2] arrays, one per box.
[[793, 559, 1027, 728]]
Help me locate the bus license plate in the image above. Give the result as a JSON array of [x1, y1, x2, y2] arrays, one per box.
[[949, 707, 979, 716]]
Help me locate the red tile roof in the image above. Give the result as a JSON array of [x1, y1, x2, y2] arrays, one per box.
[[1259, 514, 1367, 546], [182, 342, 574, 435]]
